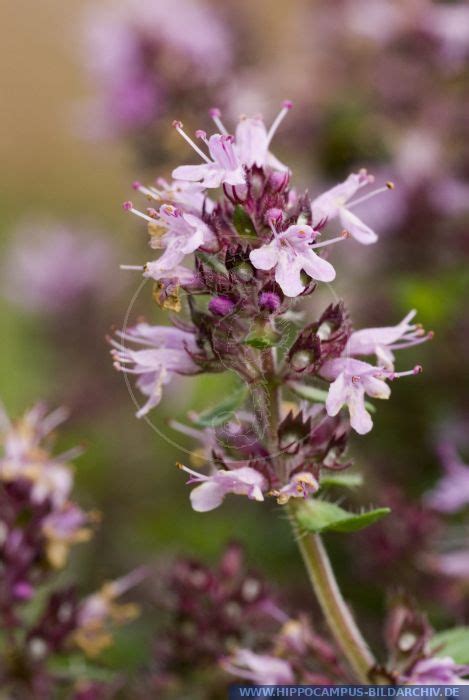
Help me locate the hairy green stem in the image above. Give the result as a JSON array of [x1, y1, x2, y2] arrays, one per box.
[[256, 347, 377, 683], [288, 505, 376, 683]]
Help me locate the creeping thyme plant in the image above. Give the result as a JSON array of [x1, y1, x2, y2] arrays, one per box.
[[112, 103, 468, 685]]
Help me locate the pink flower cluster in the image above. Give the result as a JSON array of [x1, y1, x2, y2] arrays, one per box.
[[112, 103, 431, 512]]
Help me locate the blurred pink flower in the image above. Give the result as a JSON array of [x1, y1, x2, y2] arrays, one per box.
[[2, 222, 116, 314], [425, 442, 469, 514], [83, 0, 232, 134], [221, 648, 295, 685], [404, 656, 469, 685]]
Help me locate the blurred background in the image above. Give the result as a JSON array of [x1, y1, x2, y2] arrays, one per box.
[[1, 0, 468, 691]]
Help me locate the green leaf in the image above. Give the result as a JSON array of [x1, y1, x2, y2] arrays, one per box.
[[319, 473, 363, 490], [296, 499, 390, 534], [289, 381, 376, 413], [431, 627, 469, 664], [233, 205, 257, 240], [193, 385, 248, 427]]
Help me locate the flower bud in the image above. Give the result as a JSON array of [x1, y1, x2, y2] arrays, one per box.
[[265, 208, 283, 226], [269, 170, 290, 193], [208, 296, 236, 316], [259, 291, 281, 313]]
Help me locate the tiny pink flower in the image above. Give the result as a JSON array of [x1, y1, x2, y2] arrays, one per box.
[[321, 357, 391, 435], [178, 464, 267, 512], [312, 170, 381, 245], [270, 471, 319, 505], [144, 204, 215, 280], [110, 323, 200, 417], [221, 648, 295, 685], [173, 132, 245, 189], [345, 309, 431, 370], [249, 224, 337, 297], [235, 115, 288, 171]]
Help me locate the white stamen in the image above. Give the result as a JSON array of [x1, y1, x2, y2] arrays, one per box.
[[266, 104, 291, 147], [348, 185, 394, 209], [128, 207, 155, 223], [137, 184, 160, 200], [174, 124, 212, 164], [177, 462, 205, 480], [210, 113, 228, 135], [120, 264, 144, 271], [310, 233, 348, 249]]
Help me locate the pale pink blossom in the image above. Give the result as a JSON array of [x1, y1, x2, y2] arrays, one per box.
[[145, 204, 215, 279], [110, 323, 200, 417], [221, 648, 295, 685], [172, 102, 292, 189], [178, 464, 267, 512], [270, 471, 319, 505], [320, 358, 391, 435], [0, 404, 74, 507], [173, 132, 246, 189], [345, 310, 430, 370], [75, 568, 146, 656], [312, 170, 388, 244], [235, 114, 288, 171], [2, 223, 116, 314], [249, 224, 337, 297]]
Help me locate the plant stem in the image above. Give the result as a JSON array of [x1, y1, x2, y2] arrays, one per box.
[[255, 346, 377, 682], [288, 506, 376, 683]]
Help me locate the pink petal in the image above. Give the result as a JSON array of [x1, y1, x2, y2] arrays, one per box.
[[190, 481, 225, 512], [301, 250, 336, 283], [249, 242, 279, 271], [172, 163, 212, 183], [325, 372, 348, 416], [275, 254, 304, 297], [348, 384, 373, 434], [340, 208, 378, 245]]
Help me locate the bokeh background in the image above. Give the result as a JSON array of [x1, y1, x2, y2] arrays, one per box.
[[1, 0, 468, 690]]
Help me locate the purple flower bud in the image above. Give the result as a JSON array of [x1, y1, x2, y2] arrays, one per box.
[[13, 581, 34, 601], [265, 208, 283, 226], [259, 291, 281, 313], [208, 296, 236, 316], [269, 171, 290, 193]]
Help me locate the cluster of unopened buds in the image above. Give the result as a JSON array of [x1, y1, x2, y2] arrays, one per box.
[[113, 101, 433, 512], [0, 403, 143, 698]]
